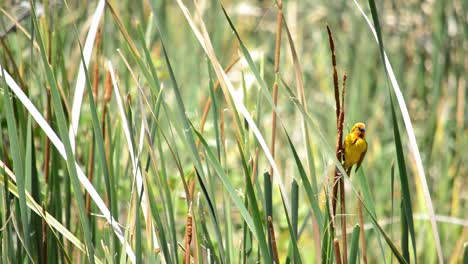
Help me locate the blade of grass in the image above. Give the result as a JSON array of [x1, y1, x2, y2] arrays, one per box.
[[26, 116, 44, 261], [69, 0, 105, 152], [29, 2, 95, 259], [354, 1, 442, 260], [242, 156, 272, 264], [284, 129, 324, 232], [195, 169, 226, 262], [348, 225, 360, 264], [356, 169, 387, 263], [192, 127, 270, 261], [401, 201, 409, 262], [1, 69, 31, 257], [322, 194, 334, 264], [463, 243, 468, 263], [174, 0, 291, 213], [0, 160, 102, 263], [279, 192, 302, 264], [135, 188, 143, 264], [389, 91, 417, 263], [291, 179, 299, 263], [107, 61, 157, 250], [264, 171, 273, 257], [282, 11, 319, 211], [0, 26, 135, 264], [75, 40, 115, 249], [146, 179, 172, 263]]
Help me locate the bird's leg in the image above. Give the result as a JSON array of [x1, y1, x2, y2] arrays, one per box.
[[345, 168, 352, 178]]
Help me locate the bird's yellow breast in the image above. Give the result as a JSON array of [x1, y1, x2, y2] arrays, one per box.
[[343, 134, 367, 169]]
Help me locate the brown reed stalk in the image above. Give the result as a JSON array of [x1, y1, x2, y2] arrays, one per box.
[[328, 25, 349, 264], [268, 216, 280, 264], [268, 0, 283, 177], [327, 25, 340, 122], [333, 238, 343, 264], [358, 191, 368, 264], [184, 204, 193, 264], [328, 24, 341, 217]]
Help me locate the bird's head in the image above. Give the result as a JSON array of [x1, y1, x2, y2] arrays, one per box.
[[351, 122, 366, 138]]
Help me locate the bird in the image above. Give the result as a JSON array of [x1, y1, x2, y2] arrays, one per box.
[[343, 122, 368, 176]]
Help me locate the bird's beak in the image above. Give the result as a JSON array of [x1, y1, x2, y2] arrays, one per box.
[[359, 128, 366, 132]]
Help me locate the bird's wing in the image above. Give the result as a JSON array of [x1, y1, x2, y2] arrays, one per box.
[[354, 141, 368, 172], [342, 134, 358, 164]]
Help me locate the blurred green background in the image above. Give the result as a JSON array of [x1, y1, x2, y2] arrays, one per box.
[[0, 0, 466, 263]]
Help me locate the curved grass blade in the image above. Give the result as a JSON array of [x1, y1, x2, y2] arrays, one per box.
[[193, 127, 271, 262], [284, 126, 324, 231], [107, 62, 156, 250], [75, 35, 114, 237], [1, 69, 31, 257], [291, 179, 299, 263], [69, 0, 105, 152], [241, 153, 272, 263], [146, 181, 172, 263], [463, 243, 468, 263], [356, 170, 387, 263], [282, 12, 319, 199], [389, 92, 417, 263], [354, 0, 442, 260], [195, 169, 226, 262], [321, 193, 333, 264], [174, 0, 291, 213]]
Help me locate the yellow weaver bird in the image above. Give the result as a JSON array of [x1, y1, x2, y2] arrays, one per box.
[[343, 122, 368, 175]]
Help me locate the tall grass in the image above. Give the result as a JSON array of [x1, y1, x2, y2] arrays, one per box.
[[0, 0, 466, 263]]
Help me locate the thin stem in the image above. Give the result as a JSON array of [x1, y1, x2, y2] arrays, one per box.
[[269, 0, 283, 177], [268, 216, 280, 264], [358, 191, 368, 264], [340, 177, 348, 264], [328, 24, 342, 217], [184, 204, 193, 264], [334, 238, 342, 264]]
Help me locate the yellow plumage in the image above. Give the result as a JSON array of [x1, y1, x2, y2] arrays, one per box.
[[343, 122, 368, 174]]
